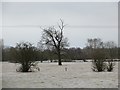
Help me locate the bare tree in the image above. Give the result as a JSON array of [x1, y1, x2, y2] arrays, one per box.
[[40, 19, 69, 65], [87, 38, 103, 49], [86, 38, 104, 59]]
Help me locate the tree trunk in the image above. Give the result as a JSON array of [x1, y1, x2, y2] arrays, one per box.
[[50, 59, 53, 62], [58, 49, 62, 65], [41, 60, 43, 63], [22, 63, 30, 72]]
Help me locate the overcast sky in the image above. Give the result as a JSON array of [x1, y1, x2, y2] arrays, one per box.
[[1, 2, 118, 48]]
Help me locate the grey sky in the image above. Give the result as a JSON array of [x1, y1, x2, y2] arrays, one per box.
[[2, 2, 118, 48]]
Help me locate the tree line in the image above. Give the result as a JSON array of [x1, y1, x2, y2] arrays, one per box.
[[2, 39, 119, 62]]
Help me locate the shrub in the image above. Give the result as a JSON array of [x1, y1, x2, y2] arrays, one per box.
[[13, 42, 39, 72], [92, 59, 106, 72], [106, 60, 115, 72], [16, 62, 40, 72], [92, 49, 106, 72]]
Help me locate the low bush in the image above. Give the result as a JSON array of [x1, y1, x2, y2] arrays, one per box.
[[92, 49, 106, 72], [106, 60, 115, 72], [13, 42, 39, 72], [92, 59, 106, 72]]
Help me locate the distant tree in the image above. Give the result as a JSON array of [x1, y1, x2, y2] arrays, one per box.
[[0, 41, 2, 61], [2, 47, 11, 62], [82, 47, 92, 59], [0, 39, 3, 61], [119, 47, 120, 59], [104, 41, 117, 59], [86, 38, 103, 60], [81, 50, 87, 62], [40, 19, 69, 65], [13, 42, 39, 72], [87, 38, 104, 49], [37, 41, 57, 62], [104, 41, 116, 72]]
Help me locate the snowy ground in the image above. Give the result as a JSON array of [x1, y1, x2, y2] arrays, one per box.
[[1, 62, 118, 88], [0, 62, 2, 89]]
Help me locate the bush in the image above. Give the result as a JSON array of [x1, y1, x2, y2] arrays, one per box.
[[92, 59, 106, 72], [13, 42, 39, 72], [92, 49, 106, 72], [106, 60, 115, 72], [16, 62, 40, 72]]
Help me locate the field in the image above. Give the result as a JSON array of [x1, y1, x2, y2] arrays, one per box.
[[1, 61, 118, 88]]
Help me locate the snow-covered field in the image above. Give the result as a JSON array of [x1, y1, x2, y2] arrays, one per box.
[[1, 62, 118, 88], [0, 62, 2, 89]]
